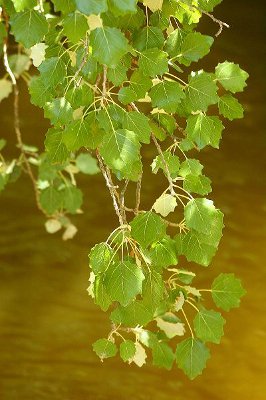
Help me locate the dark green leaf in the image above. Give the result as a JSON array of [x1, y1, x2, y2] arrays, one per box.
[[176, 338, 210, 379], [194, 308, 225, 344], [92, 338, 117, 360], [139, 48, 168, 77], [120, 340, 136, 362]]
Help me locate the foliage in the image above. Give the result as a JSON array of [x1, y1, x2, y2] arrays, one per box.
[[0, 0, 248, 379]]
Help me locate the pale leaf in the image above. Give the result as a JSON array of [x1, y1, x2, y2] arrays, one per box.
[[30, 43, 47, 67], [175, 291, 185, 311], [87, 271, 96, 298], [45, 219, 62, 234], [87, 15, 103, 31], [156, 316, 185, 338], [0, 79, 12, 102], [128, 342, 147, 367], [143, 0, 163, 12], [153, 194, 177, 217], [184, 286, 201, 297], [62, 223, 78, 240]]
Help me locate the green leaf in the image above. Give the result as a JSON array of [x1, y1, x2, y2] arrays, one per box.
[[183, 174, 212, 196], [104, 260, 145, 306], [76, 153, 100, 175], [75, 0, 108, 15], [152, 113, 176, 135], [45, 128, 70, 164], [89, 242, 114, 274], [52, 0, 75, 13], [99, 129, 141, 180], [150, 237, 178, 269], [111, 300, 154, 326], [151, 151, 180, 179], [122, 111, 151, 144], [91, 27, 129, 68], [63, 114, 105, 151], [215, 61, 249, 93], [65, 85, 94, 108], [10, 10, 48, 48], [92, 339, 117, 360], [211, 273, 246, 311], [133, 26, 164, 51], [165, 28, 187, 58], [118, 70, 152, 104], [151, 340, 175, 370], [29, 76, 54, 107], [120, 340, 136, 362], [218, 94, 244, 121], [107, 62, 128, 87], [175, 338, 210, 379], [62, 186, 83, 213], [149, 80, 185, 113], [44, 98, 73, 126], [108, 0, 137, 16], [62, 12, 88, 43], [94, 274, 112, 311], [130, 211, 166, 248], [184, 71, 219, 112], [139, 48, 168, 77], [38, 57, 66, 89], [40, 186, 63, 215], [194, 308, 226, 344], [177, 32, 214, 65], [184, 198, 221, 235], [142, 270, 164, 309]]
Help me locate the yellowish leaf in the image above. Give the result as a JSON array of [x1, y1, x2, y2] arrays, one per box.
[[62, 224, 78, 240], [30, 43, 47, 67], [153, 193, 177, 217], [156, 315, 185, 338], [143, 0, 164, 12], [0, 79, 12, 102], [87, 14, 103, 31], [45, 219, 62, 234], [128, 342, 147, 367]]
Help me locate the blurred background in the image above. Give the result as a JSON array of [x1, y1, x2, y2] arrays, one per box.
[[0, 0, 265, 399]]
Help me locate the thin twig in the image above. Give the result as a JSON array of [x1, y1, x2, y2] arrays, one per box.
[[135, 172, 142, 214]]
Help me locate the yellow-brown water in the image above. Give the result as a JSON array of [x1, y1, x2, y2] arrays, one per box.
[[0, 1, 265, 399]]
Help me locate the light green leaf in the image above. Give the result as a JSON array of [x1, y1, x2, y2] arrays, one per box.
[[120, 340, 136, 362], [91, 27, 129, 68], [176, 338, 210, 379], [118, 70, 152, 104], [8, 54, 31, 77], [184, 198, 221, 235], [151, 151, 180, 179], [183, 174, 212, 195], [179, 159, 203, 177], [215, 61, 249, 93], [11, 0, 36, 12], [89, 242, 114, 274], [92, 338, 117, 360], [76, 153, 100, 175], [75, 0, 108, 15], [194, 308, 225, 344], [10, 10, 48, 48], [184, 71, 219, 112], [142, 270, 164, 309], [62, 12, 88, 43], [130, 211, 166, 248], [29, 76, 54, 107], [149, 80, 185, 113], [104, 260, 145, 306], [211, 273, 246, 311], [218, 94, 244, 120], [153, 193, 177, 217], [122, 111, 151, 144], [165, 28, 187, 58], [94, 274, 112, 311], [40, 186, 63, 214], [44, 97, 73, 126], [45, 128, 70, 164], [62, 186, 83, 213], [198, 0, 222, 12], [185, 113, 224, 149], [133, 26, 164, 51], [0, 79, 12, 102], [108, 0, 137, 16], [139, 48, 168, 77]]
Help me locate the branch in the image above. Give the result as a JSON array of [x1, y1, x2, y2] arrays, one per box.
[[95, 150, 125, 226]]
